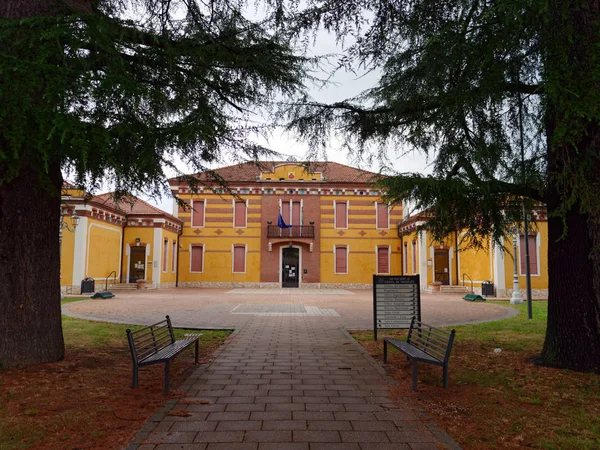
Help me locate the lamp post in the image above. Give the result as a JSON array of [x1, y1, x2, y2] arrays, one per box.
[[60, 211, 80, 298], [510, 231, 523, 304]]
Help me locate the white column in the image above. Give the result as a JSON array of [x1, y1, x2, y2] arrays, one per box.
[[419, 230, 428, 290], [152, 228, 162, 286], [71, 216, 88, 291], [493, 237, 506, 294]]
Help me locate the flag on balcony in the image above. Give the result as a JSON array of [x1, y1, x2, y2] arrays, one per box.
[[278, 213, 292, 229]]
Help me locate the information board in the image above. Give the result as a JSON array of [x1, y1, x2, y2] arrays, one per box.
[[373, 275, 421, 340]]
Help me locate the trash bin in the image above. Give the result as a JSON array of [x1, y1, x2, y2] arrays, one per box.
[[81, 277, 95, 294], [481, 281, 494, 297]]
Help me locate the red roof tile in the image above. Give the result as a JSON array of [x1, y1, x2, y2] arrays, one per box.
[[168, 161, 383, 185], [91, 193, 181, 223]]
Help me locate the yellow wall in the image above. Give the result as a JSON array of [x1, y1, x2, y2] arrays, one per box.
[[60, 228, 76, 286], [320, 197, 401, 284], [177, 193, 262, 283], [86, 219, 122, 280], [458, 237, 493, 287]]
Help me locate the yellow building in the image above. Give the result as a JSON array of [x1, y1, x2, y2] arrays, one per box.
[[60, 188, 182, 294], [169, 161, 403, 288], [398, 212, 549, 297]]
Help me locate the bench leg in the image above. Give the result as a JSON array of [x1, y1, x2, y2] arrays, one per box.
[[164, 361, 170, 393], [195, 340, 199, 364], [412, 360, 418, 392], [383, 340, 388, 363], [443, 363, 449, 389], [132, 364, 139, 388]]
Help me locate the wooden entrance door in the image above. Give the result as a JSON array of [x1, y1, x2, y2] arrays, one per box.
[[282, 248, 300, 288], [129, 246, 146, 283], [434, 249, 450, 285]]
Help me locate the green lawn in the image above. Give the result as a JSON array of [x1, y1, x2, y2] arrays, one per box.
[[352, 301, 600, 450]]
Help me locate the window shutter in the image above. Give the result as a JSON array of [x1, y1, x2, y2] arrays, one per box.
[[191, 246, 203, 272], [234, 201, 246, 227], [377, 247, 389, 273], [281, 201, 291, 223], [377, 203, 389, 228], [335, 246, 347, 273], [192, 200, 204, 226], [335, 202, 347, 228], [233, 246, 245, 272], [403, 243, 408, 274], [163, 240, 168, 271], [172, 241, 177, 272], [412, 241, 417, 274], [520, 234, 538, 275], [292, 201, 301, 225]]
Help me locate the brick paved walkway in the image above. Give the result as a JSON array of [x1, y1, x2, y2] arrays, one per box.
[[128, 311, 460, 450]]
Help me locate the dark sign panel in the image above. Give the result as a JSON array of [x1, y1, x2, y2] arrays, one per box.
[[373, 275, 421, 340]]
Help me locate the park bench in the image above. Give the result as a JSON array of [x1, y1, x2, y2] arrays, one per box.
[[383, 316, 456, 391], [126, 315, 201, 393]]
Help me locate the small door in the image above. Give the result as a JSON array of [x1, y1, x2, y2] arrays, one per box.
[[129, 246, 146, 282], [282, 247, 300, 288], [434, 249, 450, 285]]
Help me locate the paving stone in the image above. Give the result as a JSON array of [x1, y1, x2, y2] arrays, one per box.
[[351, 421, 398, 431], [292, 430, 341, 442], [216, 420, 262, 431], [310, 444, 361, 450], [340, 431, 390, 442], [155, 445, 207, 450], [243, 431, 292, 442], [206, 412, 250, 421], [250, 411, 293, 421], [193, 431, 245, 443], [307, 420, 353, 431], [225, 404, 266, 412], [170, 421, 217, 432], [257, 443, 308, 450], [261, 420, 307, 430]]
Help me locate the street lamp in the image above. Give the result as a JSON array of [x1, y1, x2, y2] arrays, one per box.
[[510, 229, 523, 305], [60, 211, 80, 298]]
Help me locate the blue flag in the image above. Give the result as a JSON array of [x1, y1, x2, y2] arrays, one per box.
[[278, 213, 292, 228]]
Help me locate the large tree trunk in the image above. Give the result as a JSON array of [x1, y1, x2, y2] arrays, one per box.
[[541, 0, 600, 372], [0, 161, 65, 368], [0, 0, 87, 368]]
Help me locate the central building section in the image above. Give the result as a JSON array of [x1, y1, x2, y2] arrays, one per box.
[[170, 161, 402, 288]]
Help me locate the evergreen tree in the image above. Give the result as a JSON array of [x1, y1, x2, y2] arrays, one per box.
[[282, 0, 600, 371], [0, 0, 308, 367]]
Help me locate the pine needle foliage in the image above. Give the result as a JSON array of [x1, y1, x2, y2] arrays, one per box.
[[276, 0, 598, 248], [0, 0, 311, 198]]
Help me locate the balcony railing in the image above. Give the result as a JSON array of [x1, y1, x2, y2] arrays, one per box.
[[267, 225, 315, 238]]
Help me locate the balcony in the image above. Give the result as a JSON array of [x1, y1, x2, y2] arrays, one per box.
[[267, 224, 315, 238]]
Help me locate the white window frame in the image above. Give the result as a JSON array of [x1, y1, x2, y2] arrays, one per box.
[[191, 199, 206, 228], [233, 199, 248, 228], [334, 200, 349, 229], [189, 244, 205, 273], [376, 245, 391, 274], [334, 245, 349, 274], [376, 202, 390, 229], [232, 244, 247, 273]]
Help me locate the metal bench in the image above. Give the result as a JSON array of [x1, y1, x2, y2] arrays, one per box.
[[126, 315, 201, 393], [383, 316, 456, 391]]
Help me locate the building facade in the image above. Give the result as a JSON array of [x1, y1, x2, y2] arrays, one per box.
[[60, 187, 182, 294], [398, 212, 549, 297], [169, 161, 403, 288]]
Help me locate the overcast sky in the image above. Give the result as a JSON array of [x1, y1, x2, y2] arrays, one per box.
[[142, 26, 432, 213]]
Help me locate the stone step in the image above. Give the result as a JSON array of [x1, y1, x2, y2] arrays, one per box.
[[440, 285, 470, 293], [108, 283, 139, 290]]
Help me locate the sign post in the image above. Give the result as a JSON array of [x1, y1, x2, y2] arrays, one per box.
[[373, 275, 421, 340]]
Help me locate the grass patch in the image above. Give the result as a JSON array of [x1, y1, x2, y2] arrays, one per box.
[[0, 314, 231, 450], [352, 301, 600, 450]]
